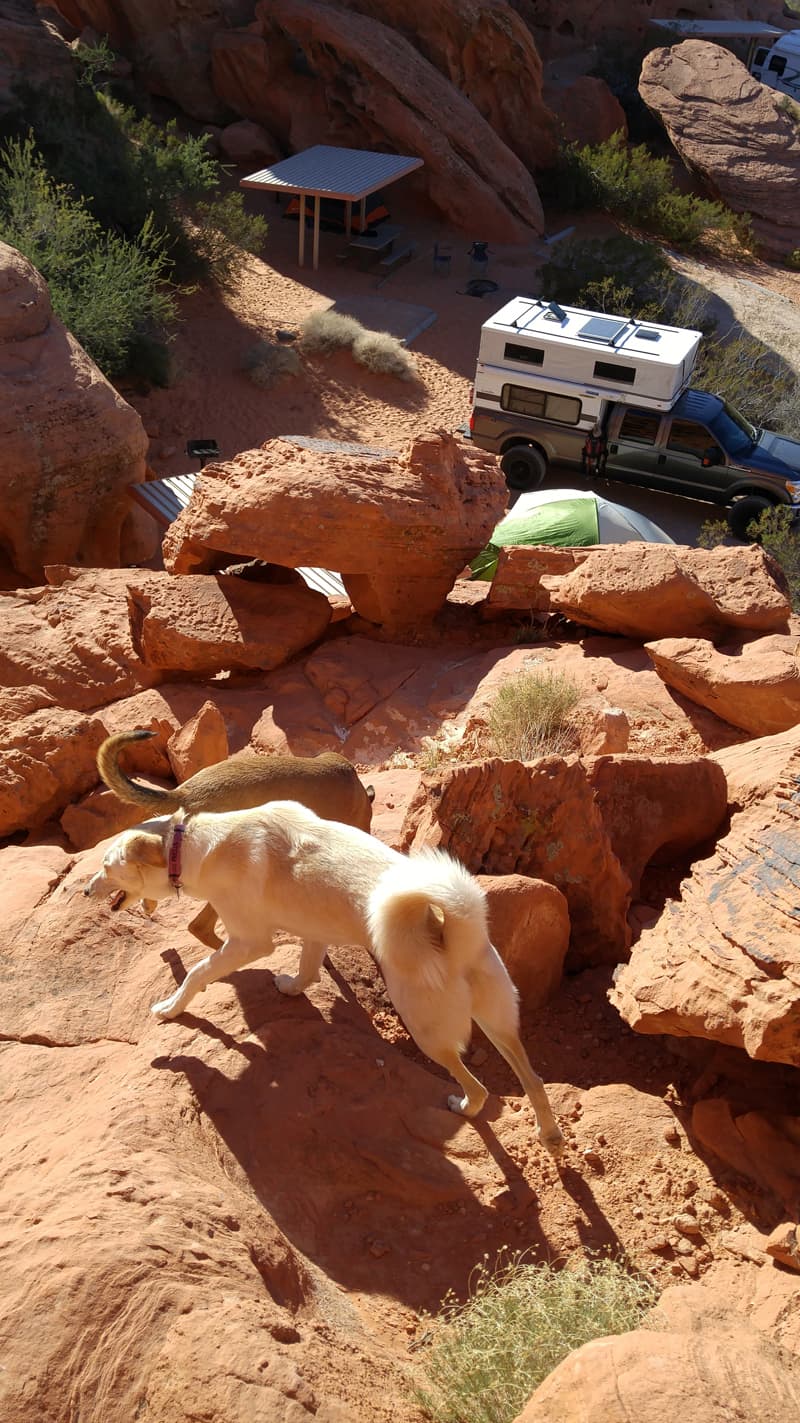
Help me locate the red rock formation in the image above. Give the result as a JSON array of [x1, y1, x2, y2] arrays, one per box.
[[163, 432, 508, 631], [540, 543, 791, 643], [646, 633, 800, 736], [545, 74, 627, 146], [639, 41, 800, 258], [0, 0, 74, 116], [480, 873, 569, 1007], [400, 756, 633, 966], [610, 742, 800, 1065], [0, 243, 150, 582]]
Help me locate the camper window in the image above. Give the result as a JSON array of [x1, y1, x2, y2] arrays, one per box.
[[501, 384, 581, 424], [768, 54, 787, 75], [593, 359, 636, 385], [753, 47, 768, 66], [619, 410, 661, 446], [666, 419, 712, 458], [504, 342, 544, 366]]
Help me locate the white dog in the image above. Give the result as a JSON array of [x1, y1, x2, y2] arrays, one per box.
[[84, 801, 563, 1154]]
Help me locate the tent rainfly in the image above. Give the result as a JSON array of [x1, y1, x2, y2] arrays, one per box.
[[240, 145, 424, 270]]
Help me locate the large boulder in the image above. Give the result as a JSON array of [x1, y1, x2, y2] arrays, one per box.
[[646, 633, 800, 735], [539, 543, 791, 643], [0, 243, 150, 582], [639, 40, 800, 258], [545, 75, 627, 147], [610, 741, 800, 1065], [0, 0, 75, 116], [0, 690, 108, 837], [513, 1314, 800, 1423], [400, 757, 633, 967], [212, 0, 545, 239], [163, 432, 507, 631], [480, 873, 569, 1007]]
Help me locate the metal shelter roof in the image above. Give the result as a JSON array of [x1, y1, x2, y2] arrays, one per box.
[[650, 19, 784, 40], [240, 144, 423, 270]]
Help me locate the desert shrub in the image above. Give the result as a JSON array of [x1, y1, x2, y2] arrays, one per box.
[[352, 328, 417, 380], [301, 309, 417, 380], [301, 309, 364, 354], [243, 339, 301, 388], [0, 135, 175, 379], [488, 669, 580, 761], [538, 236, 670, 312], [412, 1251, 656, 1423], [549, 134, 743, 248], [700, 506, 800, 609], [694, 335, 800, 435]]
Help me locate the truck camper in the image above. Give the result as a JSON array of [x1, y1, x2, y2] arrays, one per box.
[[468, 297, 800, 539]]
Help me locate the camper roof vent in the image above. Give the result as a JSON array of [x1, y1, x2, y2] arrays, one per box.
[[578, 315, 628, 344], [544, 301, 567, 323], [634, 329, 661, 342]]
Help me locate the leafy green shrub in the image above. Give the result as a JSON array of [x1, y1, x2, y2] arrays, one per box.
[[700, 506, 800, 609], [0, 135, 175, 379], [694, 335, 800, 436], [191, 191, 268, 288], [550, 134, 744, 248], [352, 329, 417, 380], [539, 235, 670, 312], [412, 1252, 656, 1423], [243, 340, 301, 388], [488, 669, 581, 761]]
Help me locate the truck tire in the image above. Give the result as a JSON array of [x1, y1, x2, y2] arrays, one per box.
[[500, 445, 547, 492], [726, 494, 773, 541]]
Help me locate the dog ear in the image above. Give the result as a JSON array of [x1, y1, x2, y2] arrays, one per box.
[[426, 902, 446, 950], [126, 832, 166, 869]]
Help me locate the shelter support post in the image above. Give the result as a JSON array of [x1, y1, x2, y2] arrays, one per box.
[[313, 194, 321, 270], [360, 196, 366, 231], [298, 194, 306, 267], [346, 201, 352, 238]]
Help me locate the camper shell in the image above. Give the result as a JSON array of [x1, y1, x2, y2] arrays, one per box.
[[475, 298, 701, 432], [750, 30, 800, 99]]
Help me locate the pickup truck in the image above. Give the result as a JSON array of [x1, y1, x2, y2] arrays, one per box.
[[469, 387, 800, 539]]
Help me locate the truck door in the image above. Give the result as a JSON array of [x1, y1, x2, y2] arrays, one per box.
[[659, 416, 729, 497], [604, 408, 665, 486]]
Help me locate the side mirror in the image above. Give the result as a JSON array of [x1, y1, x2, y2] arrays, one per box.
[[702, 446, 722, 468]]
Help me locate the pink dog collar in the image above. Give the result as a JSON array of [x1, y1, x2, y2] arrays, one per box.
[[168, 822, 185, 890]]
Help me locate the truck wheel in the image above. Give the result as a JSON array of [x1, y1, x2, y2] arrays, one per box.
[[500, 446, 547, 492], [726, 494, 773, 541]]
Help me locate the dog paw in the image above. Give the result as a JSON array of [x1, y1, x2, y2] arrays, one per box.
[[540, 1128, 565, 1158], [274, 973, 304, 997], [151, 996, 182, 1020]]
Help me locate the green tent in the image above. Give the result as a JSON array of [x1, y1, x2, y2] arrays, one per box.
[[470, 497, 600, 581]]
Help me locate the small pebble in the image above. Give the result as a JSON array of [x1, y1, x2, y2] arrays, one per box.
[[674, 1213, 703, 1237], [582, 1149, 604, 1171], [663, 1124, 681, 1146]]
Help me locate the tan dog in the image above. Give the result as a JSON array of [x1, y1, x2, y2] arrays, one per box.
[[98, 730, 375, 948], [84, 800, 564, 1155]]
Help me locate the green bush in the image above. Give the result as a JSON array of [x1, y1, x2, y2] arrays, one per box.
[[0, 135, 175, 379], [412, 1251, 656, 1423], [700, 506, 800, 609], [488, 669, 581, 761], [550, 133, 744, 249]]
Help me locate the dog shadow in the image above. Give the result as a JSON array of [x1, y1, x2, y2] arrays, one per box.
[[151, 951, 587, 1310]]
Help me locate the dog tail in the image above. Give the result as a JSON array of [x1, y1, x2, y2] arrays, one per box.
[[97, 729, 182, 812], [368, 849, 488, 991]]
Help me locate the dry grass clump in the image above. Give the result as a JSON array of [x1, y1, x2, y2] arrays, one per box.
[[300, 308, 418, 380], [243, 340, 301, 388], [300, 309, 364, 354], [352, 328, 417, 380], [412, 1251, 656, 1423], [488, 669, 581, 761]]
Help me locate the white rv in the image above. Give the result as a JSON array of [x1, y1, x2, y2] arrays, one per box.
[[749, 30, 800, 100], [651, 20, 800, 101]]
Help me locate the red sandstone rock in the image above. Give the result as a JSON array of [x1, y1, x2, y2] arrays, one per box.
[[541, 543, 791, 642], [0, 1, 74, 117], [486, 545, 592, 614], [400, 757, 632, 967], [215, 0, 545, 240], [646, 633, 800, 736], [163, 433, 507, 631], [711, 724, 800, 809], [127, 573, 332, 675], [765, 1222, 800, 1272], [640, 41, 800, 258], [513, 1316, 800, 1422], [167, 701, 230, 782], [0, 701, 107, 837], [0, 243, 149, 582], [610, 743, 800, 1065], [583, 754, 728, 896], [218, 118, 282, 167], [480, 873, 569, 1007], [545, 75, 627, 147], [692, 1099, 800, 1220]]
